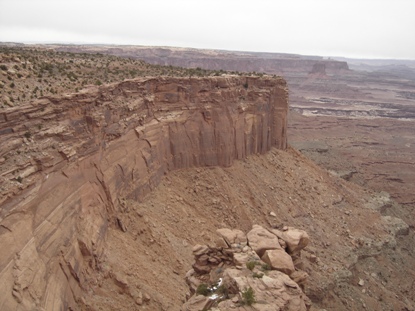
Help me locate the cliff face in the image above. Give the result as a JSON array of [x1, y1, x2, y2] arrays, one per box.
[[0, 76, 288, 310], [52, 45, 350, 105], [55, 45, 349, 76]]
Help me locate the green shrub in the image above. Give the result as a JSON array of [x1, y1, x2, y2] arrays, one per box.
[[241, 287, 255, 306], [196, 283, 210, 296], [216, 284, 229, 298], [252, 272, 264, 279], [260, 263, 271, 271], [246, 261, 257, 271]]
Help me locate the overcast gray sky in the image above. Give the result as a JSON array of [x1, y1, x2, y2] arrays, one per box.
[[0, 0, 414, 59]]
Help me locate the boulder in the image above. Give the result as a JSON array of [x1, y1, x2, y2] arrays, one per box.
[[233, 249, 261, 267], [193, 244, 210, 256], [193, 262, 212, 274], [261, 249, 295, 275], [271, 227, 310, 254], [182, 294, 216, 311], [246, 225, 281, 257], [290, 270, 309, 288], [185, 269, 201, 293], [184, 226, 312, 311], [381, 216, 410, 237], [216, 228, 247, 247], [220, 269, 308, 311], [278, 238, 287, 250]]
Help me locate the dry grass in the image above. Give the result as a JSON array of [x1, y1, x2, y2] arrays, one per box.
[[0, 45, 230, 108]]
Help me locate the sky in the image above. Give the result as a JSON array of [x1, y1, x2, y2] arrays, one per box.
[[0, 0, 414, 60]]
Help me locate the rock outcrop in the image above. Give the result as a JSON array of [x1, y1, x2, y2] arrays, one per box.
[[183, 225, 311, 310], [0, 76, 288, 310]]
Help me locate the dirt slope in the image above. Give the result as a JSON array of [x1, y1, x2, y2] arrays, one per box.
[[81, 147, 415, 311]]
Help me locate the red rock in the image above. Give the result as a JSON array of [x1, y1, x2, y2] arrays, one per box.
[[261, 249, 295, 275], [272, 227, 310, 254], [0, 76, 288, 310], [192, 244, 210, 256], [247, 224, 281, 257], [216, 228, 247, 247]]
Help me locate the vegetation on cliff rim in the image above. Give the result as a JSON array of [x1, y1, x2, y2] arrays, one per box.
[[0, 45, 277, 108]]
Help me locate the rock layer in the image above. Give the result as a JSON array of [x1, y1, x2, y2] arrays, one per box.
[[0, 76, 288, 310]]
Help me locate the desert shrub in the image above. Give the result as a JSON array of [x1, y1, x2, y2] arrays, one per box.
[[196, 283, 210, 296], [16, 176, 23, 183], [260, 263, 271, 271], [216, 284, 229, 297], [252, 272, 264, 279], [0, 64, 7, 71], [246, 261, 257, 271], [241, 287, 255, 306]]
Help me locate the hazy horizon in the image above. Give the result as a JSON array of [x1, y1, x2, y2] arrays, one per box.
[[1, 0, 414, 60]]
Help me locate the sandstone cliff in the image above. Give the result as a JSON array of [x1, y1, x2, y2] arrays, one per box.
[[55, 45, 349, 76], [0, 76, 288, 310]]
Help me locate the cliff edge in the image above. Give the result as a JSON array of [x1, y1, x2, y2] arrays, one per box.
[[0, 76, 288, 310]]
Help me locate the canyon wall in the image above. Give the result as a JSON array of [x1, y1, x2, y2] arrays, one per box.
[[0, 76, 288, 310], [144, 56, 349, 76], [56, 45, 349, 76]]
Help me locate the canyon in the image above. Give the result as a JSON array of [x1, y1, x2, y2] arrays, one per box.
[[53, 44, 415, 213], [1, 44, 415, 310]]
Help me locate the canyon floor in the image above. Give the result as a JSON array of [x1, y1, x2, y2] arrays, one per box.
[[287, 59, 415, 227]]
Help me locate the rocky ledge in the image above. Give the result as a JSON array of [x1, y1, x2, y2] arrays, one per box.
[[183, 225, 311, 311]]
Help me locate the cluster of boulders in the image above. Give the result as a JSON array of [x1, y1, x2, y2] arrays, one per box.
[[183, 225, 311, 311]]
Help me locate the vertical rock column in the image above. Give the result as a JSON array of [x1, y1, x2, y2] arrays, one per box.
[[271, 82, 288, 150]]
